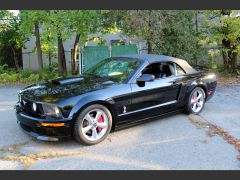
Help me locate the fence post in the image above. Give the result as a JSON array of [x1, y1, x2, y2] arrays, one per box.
[[138, 43, 141, 54], [109, 45, 112, 57], [79, 47, 83, 75]]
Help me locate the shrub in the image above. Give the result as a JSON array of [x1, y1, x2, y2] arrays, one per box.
[[0, 64, 8, 74], [18, 69, 32, 79], [0, 62, 62, 85], [41, 64, 59, 81], [0, 70, 40, 85]]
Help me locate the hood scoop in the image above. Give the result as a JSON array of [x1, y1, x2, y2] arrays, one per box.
[[52, 77, 84, 85]]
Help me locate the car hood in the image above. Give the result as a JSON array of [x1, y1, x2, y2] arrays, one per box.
[[19, 75, 117, 103]]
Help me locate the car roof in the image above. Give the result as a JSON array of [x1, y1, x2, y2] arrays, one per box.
[[113, 54, 197, 74]]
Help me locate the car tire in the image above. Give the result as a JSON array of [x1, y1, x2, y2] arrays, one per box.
[[73, 104, 112, 145], [184, 87, 206, 115]]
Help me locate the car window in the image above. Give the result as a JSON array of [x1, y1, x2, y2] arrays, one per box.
[[84, 58, 142, 83], [175, 64, 185, 75], [141, 62, 174, 79]]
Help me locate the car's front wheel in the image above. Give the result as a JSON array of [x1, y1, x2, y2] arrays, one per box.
[[185, 87, 206, 115], [74, 104, 112, 145]]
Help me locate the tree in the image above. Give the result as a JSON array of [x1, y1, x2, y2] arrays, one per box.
[[62, 10, 115, 74], [19, 10, 47, 72], [199, 10, 240, 73], [43, 10, 111, 75], [0, 10, 23, 70], [42, 10, 72, 76], [67, 10, 104, 74], [118, 10, 200, 63]]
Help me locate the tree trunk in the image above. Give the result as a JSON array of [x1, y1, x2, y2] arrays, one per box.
[[147, 39, 153, 54], [222, 50, 228, 72], [10, 45, 20, 71], [147, 10, 153, 54], [47, 35, 52, 68], [34, 22, 43, 72], [57, 37, 67, 76], [72, 34, 80, 75], [48, 51, 52, 68], [16, 48, 23, 70], [194, 11, 199, 65], [230, 51, 238, 73], [222, 38, 231, 72]]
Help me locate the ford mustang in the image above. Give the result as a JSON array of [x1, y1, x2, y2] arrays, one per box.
[[15, 54, 217, 145]]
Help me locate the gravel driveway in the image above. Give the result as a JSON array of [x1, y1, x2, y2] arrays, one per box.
[[0, 85, 240, 170]]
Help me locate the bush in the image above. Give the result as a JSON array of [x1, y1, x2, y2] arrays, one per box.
[[0, 69, 40, 85], [0, 64, 8, 74], [40, 62, 59, 81], [18, 69, 32, 79], [0, 63, 61, 85]]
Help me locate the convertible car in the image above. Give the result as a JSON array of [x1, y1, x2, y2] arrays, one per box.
[[15, 54, 217, 145]]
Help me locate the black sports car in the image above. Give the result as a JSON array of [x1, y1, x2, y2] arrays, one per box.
[[15, 54, 217, 145]]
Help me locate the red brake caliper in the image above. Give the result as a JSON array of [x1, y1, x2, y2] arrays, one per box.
[[97, 115, 104, 132], [192, 95, 195, 101]]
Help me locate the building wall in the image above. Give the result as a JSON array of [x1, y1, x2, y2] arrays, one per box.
[[22, 32, 145, 71]]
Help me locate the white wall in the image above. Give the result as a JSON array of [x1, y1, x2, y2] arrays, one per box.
[[22, 32, 144, 71]]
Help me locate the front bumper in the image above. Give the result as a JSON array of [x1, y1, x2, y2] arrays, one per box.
[[16, 104, 73, 141]]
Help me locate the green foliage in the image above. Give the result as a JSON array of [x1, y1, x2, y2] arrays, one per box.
[[40, 62, 59, 81], [0, 63, 59, 85], [199, 10, 240, 73], [2, 10, 240, 77], [19, 10, 48, 37], [0, 64, 8, 73], [0, 70, 39, 84], [0, 10, 24, 70], [119, 10, 202, 64]]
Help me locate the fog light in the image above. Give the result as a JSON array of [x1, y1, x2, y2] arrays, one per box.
[[39, 122, 65, 127]]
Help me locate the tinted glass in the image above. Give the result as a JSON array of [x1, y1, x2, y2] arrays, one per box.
[[176, 64, 185, 75], [84, 57, 142, 83]]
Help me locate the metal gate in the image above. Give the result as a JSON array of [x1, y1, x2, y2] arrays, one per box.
[[81, 45, 138, 72], [82, 46, 109, 71], [111, 45, 138, 56]]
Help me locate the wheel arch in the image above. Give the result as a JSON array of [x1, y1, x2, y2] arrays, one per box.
[[196, 84, 208, 100], [184, 81, 208, 105], [71, 100, 117, 130]]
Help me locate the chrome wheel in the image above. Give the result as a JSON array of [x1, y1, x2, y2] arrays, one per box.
[[81, 108, 109, 141], [191, 89, 204, 113]]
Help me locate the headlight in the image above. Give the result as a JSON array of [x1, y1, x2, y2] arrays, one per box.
[[18, 94, 21, 102], [32, 103, 37, 112], [42, 103, 63, 118]]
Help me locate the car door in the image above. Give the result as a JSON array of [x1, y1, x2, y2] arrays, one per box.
[[119, 62, 182, 121]]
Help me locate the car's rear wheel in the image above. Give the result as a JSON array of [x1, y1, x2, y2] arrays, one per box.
[[74, 104, 112, 145], [185, 87, 205, 115]]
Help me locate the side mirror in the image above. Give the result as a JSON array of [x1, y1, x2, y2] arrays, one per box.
[[136, 74, 155, 87]]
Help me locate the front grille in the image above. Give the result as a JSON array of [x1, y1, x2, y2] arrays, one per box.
[[21, 99, 32, 111], [20, 98, 44, 118]]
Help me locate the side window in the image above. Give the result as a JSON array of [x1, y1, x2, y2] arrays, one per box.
[[141, 62, 175, 79], [141, 63, 161, 79], [175, 64, 185, 76]]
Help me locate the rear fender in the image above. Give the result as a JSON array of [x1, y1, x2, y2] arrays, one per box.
[[183, 79, 208, 105]]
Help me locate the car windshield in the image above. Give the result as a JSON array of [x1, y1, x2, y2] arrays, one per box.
[[84, 57, 142, 83]]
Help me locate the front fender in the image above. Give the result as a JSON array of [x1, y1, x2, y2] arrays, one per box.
[[68, 94, 115, 120]]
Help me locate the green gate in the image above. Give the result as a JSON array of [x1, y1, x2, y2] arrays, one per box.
[[83, 46, 109, 71], [111, 45, 138, 56], [82, 45, 138, 71]]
